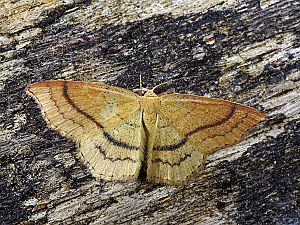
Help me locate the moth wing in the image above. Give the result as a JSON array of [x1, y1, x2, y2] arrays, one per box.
[[146, 114, 205, 185], [147, 93, 265, 184], [159, 93, 266, 155], [26, 80, 141, 140], [27, 80, 145, 181], [80, 109, 146, 181]]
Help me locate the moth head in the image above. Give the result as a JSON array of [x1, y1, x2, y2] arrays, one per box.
[[144, 90, 158, 97]]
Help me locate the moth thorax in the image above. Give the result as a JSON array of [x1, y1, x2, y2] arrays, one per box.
[[141, 96, 160, 127]]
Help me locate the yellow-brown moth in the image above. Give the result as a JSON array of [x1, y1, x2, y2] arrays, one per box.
[[26, 80, 265, 185]]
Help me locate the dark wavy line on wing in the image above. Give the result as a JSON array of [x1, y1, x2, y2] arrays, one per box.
[[152, 153, 192, 167], [153, 138, 187, 151], [62, 81, 104, 129], [154, 105, 236, 151], [96, 145, 136, 163], [103, 131, 141, 150]]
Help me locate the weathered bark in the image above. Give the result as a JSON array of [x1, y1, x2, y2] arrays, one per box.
[[0, 0, 299, 224]]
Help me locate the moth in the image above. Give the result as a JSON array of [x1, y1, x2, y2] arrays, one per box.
[[26, 80, 265, 185]]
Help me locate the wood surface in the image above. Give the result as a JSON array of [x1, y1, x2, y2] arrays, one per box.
[[0, 0, 299, 224]]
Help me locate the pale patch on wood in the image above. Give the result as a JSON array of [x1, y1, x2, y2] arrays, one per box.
[[219, 32, 298, 76]]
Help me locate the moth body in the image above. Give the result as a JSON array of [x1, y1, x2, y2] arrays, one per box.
[[140, 91, 160, 129]]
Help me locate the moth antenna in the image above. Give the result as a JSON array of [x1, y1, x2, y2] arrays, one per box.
[[151, 72, 189, 93], [133, 76, 149, 95], [139, 75, 143, 96], [151, 80, 172, 93]]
